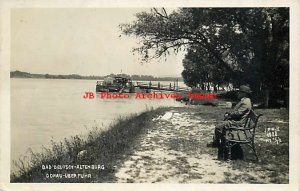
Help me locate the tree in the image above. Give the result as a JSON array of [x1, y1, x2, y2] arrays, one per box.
[[120, 8, 289, 107], [182, 46, 232, 91]]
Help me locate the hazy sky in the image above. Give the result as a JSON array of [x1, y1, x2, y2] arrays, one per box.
[[11, 8, 185, 77]]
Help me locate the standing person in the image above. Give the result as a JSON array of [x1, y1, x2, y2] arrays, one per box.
[[207, 85, 252, 159]]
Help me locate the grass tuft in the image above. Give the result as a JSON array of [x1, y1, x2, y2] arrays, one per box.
[[11, 107, 166, 183]]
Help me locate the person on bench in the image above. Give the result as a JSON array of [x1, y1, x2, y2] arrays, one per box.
[[207, 85, 252, 159]]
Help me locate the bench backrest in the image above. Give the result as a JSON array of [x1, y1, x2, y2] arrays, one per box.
[[243, 110, 263, 140]]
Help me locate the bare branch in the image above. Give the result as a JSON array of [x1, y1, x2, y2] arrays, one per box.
[[162, 8, 168, 18], [153, 8, 169, 19]]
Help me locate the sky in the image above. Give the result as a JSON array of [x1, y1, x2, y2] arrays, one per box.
[[11, 8, 185, 77]]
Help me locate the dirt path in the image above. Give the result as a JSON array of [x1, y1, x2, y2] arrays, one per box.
[[114, 108, 265, 183]]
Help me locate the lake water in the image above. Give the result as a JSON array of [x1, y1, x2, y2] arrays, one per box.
[[11, 78, 185, 168]]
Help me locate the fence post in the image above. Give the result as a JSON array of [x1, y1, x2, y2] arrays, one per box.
[[173, 81, 175, 90]]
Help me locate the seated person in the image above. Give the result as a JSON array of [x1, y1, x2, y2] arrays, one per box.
[[207, 85, 252, 151]]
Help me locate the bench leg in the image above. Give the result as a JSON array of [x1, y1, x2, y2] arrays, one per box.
[[250, 143, 258, 161], [244, 142, 258, 161], [224, 146, 229, 160], [224, 142, 258, 161]]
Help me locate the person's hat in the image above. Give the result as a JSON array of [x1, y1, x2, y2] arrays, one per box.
[[238, 85, 252, 94]]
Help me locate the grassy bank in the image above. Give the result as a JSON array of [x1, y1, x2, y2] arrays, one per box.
[[187, 107, 289, 183], [11, 107, 167, 183], [11, 106, 289, 183], [111, 106, 288, 183]]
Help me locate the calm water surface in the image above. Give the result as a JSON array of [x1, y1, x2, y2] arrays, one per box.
[[11, 78, 184, 167]]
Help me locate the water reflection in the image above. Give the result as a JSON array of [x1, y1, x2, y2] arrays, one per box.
[[11, 78, 184, 166]]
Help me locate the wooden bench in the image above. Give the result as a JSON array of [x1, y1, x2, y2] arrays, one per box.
[[221, 110, 263, 161]]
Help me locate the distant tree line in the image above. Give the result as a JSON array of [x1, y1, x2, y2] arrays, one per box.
[[10, 70, 104, 80], [10, 71, 182, 82], [106, 73, 183, 81], [120, 8, 289, 107]]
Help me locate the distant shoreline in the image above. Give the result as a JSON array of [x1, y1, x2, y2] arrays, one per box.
[[10, 70, 183, 82]]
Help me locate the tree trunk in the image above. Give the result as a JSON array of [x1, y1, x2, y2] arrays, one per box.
[[201, 83, 205, 90], [284, 87, 289, 108], [214, 84, 217, 92], [263, 89, 270, 108]]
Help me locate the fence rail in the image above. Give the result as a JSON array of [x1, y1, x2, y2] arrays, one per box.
[[134, 80, 187, 92]]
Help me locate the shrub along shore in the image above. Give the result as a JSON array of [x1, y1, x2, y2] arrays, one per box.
[[11, 107, 167, 183]]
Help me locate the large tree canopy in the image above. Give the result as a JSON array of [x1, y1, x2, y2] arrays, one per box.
[[120, 8, 289, 107], [182, 46, 232, 90]]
